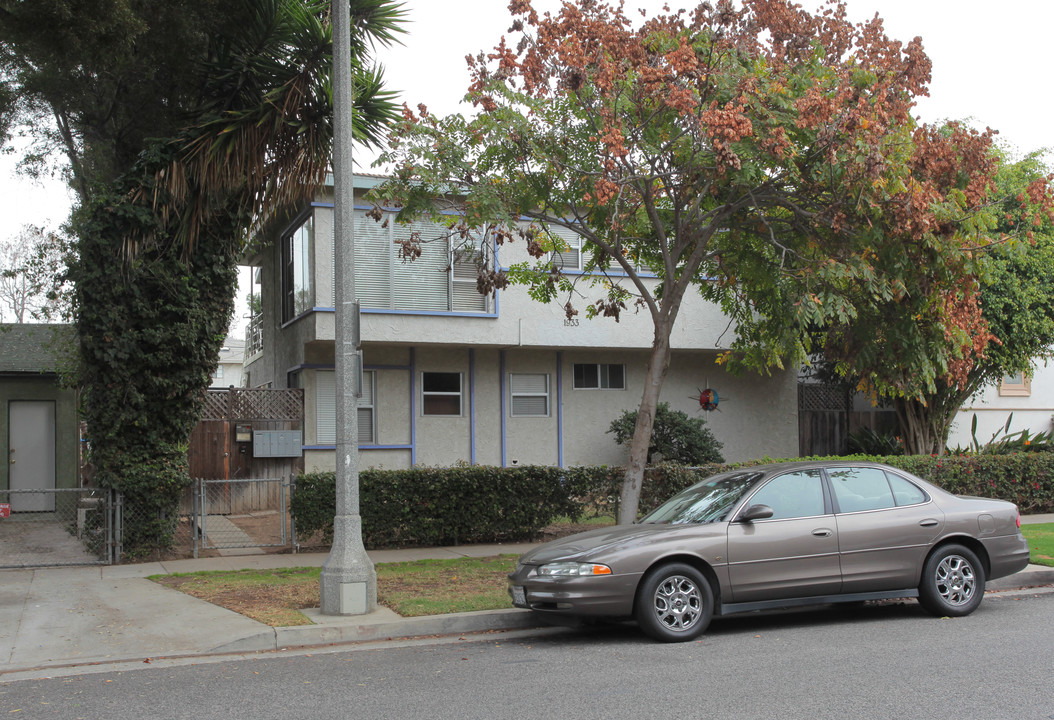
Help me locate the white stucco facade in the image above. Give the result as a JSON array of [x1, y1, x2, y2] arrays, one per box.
[[243, 179, 800, 470], [947, 361, 1054, 450]]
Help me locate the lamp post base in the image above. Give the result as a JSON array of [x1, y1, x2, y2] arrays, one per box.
[[320, 514, 376, 615]]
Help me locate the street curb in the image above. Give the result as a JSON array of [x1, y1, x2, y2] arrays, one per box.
[[208, 608, 546, 655], [987, 567, 1054, 591], [208, 566, 1054, 655]]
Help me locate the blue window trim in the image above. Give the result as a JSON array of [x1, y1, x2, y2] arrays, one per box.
[[304, 203, 503, 319], [469, 349, 477, 465], [298, 347, 570, 468], [304, 444, 412, 452], [409, 347, 417, 465], [500, 350, 507, 467], [311, 306, 499, 319], [556, 351, 564, 468]]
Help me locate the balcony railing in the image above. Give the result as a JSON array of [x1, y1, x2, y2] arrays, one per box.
[[246, 313, 263, 357]]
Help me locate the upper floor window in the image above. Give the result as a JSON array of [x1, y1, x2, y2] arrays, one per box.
[[422, 371, 462, 416], [349, 211, 491, 314], [574, 363, 626, 390], [999, 371, 1031, 397], [547, 225, 583, 271], [282, 214, 314, 322]]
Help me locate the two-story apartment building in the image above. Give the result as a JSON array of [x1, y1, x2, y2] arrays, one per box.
[[242, 175, 799, 473]]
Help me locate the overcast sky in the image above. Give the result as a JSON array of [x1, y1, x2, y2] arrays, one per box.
[[1, 0, 1050, 328]]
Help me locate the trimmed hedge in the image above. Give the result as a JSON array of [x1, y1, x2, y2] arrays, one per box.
[[291, 455, 1054, 549], [885, 454, 1054, 514], [291, 465, 623, 549], [641, 455, 1054, 515]]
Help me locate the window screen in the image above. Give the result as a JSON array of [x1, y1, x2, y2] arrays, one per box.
[[510, 373, 549, 417], [316, 370, 374, 445]]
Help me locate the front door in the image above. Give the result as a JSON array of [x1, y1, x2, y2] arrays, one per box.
[[9, 401, 56, 512], [726, 470, 841, 603]]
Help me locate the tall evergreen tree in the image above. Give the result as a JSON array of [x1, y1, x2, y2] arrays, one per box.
[[1, 0, 405, 553]]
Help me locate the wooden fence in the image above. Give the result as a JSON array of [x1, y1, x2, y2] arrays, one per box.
[[184, 387, 304, 514]]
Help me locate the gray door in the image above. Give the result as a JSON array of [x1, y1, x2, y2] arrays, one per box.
[[726, 470, 841, 603], [826, 466, 944, 592], [9, 401, 56, 512]]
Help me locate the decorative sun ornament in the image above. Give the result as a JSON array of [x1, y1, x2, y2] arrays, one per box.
[[697, 388, 719, 412]]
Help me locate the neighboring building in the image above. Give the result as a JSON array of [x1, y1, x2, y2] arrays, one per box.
[[242, 175, 800, 473], [211, 337, 246, 388], [947, 361, 1054, 449], [0, 324, 80, 510]]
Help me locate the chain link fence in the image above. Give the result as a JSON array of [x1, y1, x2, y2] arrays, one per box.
[[0, 488, 114, 568], [1, 477, 301, 567], [192, 477, 293, 558]]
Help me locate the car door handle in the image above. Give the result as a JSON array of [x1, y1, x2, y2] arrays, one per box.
[[812, 528, 833, 537], [918, 519, 939, 527]]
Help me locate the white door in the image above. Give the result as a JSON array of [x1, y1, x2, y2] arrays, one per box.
[[9, 401, 56, 512]]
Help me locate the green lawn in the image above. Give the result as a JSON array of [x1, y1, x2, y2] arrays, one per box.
[[1021, 523, 1054, 567]]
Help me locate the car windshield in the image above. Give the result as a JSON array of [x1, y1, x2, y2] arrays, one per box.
[[639, 472, 764, 525]]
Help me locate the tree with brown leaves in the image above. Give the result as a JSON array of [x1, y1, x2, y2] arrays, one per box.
[[373, 0, 1048, 521]]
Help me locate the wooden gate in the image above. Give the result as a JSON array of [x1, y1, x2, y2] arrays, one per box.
[[185, 388, 303, 514], [798, 383, 850, 457]]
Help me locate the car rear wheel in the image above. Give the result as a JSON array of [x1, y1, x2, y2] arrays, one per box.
[[918, 544, 985, 617], [635, 563, 713, 642]]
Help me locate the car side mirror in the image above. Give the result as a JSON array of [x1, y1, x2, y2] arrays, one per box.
[[738, 504, 774, 522]]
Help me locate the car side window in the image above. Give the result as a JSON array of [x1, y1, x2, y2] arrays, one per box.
[[886, 472, 928, 506], [828, 467, 896, 513], [745, 471, 825, 520]]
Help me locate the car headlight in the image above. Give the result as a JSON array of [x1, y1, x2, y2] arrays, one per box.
[[537, 561, 612, 577]]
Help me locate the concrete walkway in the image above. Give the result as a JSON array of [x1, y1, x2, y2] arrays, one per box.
[[0, 542, 542, 679], [2, 523, 1053, 680]]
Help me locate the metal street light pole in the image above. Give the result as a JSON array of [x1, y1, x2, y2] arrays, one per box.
[[320, 0, 376, 615]]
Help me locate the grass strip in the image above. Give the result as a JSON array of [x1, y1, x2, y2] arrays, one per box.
[[1021, 522, 1054, 567], [149, 554, 519, 627], [151, 522, 1054, 628]]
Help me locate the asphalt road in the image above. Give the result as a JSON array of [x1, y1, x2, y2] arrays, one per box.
[[3, 590, 1053, 720]]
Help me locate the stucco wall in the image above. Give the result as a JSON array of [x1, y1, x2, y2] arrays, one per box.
[[243, 187, 800, 473], [947, 362, 1054, 449], [299, 345, 798, 472]]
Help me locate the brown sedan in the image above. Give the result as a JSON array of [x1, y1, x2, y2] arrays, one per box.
[[508, 461, 1030, 642]]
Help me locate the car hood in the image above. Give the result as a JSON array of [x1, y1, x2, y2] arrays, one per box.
[[519, 523, 715, 565]]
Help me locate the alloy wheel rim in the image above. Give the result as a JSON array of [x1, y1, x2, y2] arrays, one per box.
[[653, 575, 702, 631], [934, 555, 976, 606]]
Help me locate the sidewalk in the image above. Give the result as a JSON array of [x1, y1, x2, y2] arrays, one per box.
[[2, 524, 1053, 679], [0, 541, 545, 678]]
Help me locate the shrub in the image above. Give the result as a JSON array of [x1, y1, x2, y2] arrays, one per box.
[[890, 453, 1054, 514], [847, 427, 904, 456], [608, 402, 724, 465], [290, 454, 1054, 550], [291, 465, 624, 549]]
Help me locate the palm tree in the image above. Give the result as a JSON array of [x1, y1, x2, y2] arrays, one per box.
[[65, 0, 405, 554], [133, 0, 405, 257]]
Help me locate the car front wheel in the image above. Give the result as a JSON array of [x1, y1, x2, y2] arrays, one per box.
[[635, 563, 714, 642], [918, 544, 985, 617]]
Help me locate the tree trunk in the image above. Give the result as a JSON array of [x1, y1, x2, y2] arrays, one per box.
[[892, 392, 963, 456], [618, 325, 674, 524]]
